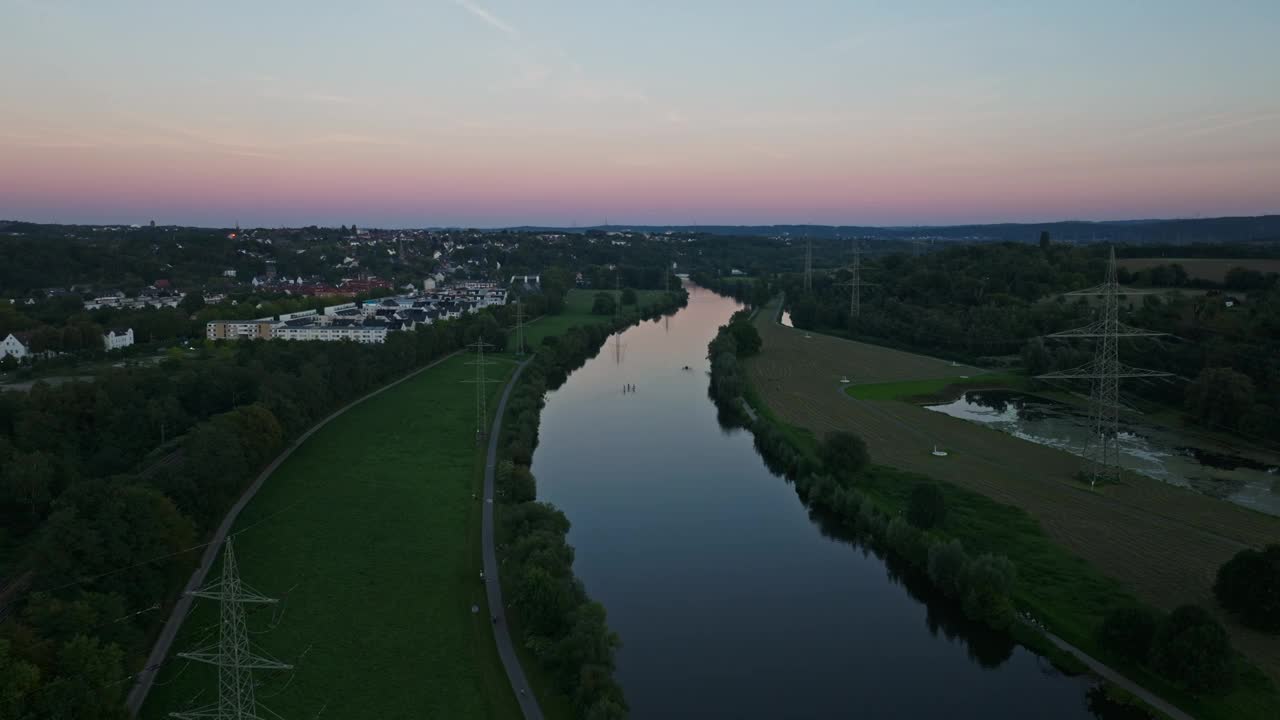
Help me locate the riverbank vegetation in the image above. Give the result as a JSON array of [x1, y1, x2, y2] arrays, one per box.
[[0, 308, 515, 718], [495, 289, 688, 719], [705, 315, 1280, 720]]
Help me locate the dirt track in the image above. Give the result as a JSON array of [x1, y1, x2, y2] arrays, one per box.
[[746, 301, 1280, 679]]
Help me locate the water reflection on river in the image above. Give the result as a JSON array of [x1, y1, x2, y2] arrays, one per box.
[[926, 390, 1280, 516], [530, 285, 1137, 719]]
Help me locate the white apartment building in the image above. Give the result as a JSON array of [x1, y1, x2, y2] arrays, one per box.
[[103, 327, 134, 351], [206, 319, 276, 341], [272, 321, 389, 344]]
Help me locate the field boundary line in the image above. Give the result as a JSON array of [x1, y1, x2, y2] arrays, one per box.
[[764, 296, 986, 374], [481, 358, 545, 720], [127, 350, 462, 717]]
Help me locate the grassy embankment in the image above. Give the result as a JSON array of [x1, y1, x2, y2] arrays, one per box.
[[511, 289, 667, 350], [142, 353, 522, 720], [843, 372, 1027, 402], [740, 340, 1280, 720]]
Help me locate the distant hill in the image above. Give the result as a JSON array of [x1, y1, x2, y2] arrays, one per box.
[[508, 215, 1280, 245]]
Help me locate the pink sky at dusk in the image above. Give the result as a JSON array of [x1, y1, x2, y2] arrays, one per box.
[[2, 0, 1278, 227]]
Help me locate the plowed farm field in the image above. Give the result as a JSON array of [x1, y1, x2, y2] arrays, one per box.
[[1117, 257, 1280, 283], [745, 300, 1280, 680]]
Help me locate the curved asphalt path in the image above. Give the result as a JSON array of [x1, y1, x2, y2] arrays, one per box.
[[127, 351, 461, 716], [482, 358, 545, 719]]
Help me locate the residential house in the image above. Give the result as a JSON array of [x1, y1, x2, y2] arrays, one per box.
[[1, 332, 32, 362]]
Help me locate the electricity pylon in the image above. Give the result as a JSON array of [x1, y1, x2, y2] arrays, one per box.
[[463, 338, 499, 443], [802, 239, 813, 293], [171, 537, 291, 720], [1038, 247, 1170, 485], [513, 298, 525, 357], [836, 244, 876, 318]]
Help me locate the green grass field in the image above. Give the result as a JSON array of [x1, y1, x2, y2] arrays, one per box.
[[512, 289, 668, 351], [844, 372, 1025, 401], [141, 353, 522, 720]]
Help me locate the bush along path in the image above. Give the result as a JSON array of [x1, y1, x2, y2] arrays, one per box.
[[705, 307, 1280, 720], [491, 290, 688, 720]]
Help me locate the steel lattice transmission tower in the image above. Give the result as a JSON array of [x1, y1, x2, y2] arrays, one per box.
[[802, 239, 813, 293], [1038, 248, 1170, 485], [513, 298, 525, 357], [463, 338, 499, 443], [836, 243, 877, 319], [171, 537, 291, 720]]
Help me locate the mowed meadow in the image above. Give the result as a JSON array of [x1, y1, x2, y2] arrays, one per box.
[[142, 353, 521, 720], [511, 288, 668, 351]]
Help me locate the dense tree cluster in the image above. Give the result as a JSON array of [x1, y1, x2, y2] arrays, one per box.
[[819, 431, 870, 479], [0, 308, 509, 718], [1150, 605, 1235, 693], [705, 311, 763, 427], [494, 289, 686, 718], [1214, 545, 1280, 633]]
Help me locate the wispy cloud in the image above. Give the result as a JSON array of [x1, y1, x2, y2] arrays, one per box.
[[256, 87, 356, 105], [452, 0, 520, 39], [1179, 111, 1280, 139], [1124, 111, 1280, 142]]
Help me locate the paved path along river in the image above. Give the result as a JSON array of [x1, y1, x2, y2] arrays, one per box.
[[482, 358, 545, 720]]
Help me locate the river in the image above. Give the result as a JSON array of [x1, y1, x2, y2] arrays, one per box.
[[531, 284, 1137, 719]]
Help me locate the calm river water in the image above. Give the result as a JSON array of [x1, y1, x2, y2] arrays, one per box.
[[531, 285, 1134, 719]]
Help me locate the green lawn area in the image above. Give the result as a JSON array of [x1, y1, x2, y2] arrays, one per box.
[[142, 353, 522, 720], [511, 289, 668, 351], [844, 372, 1025, 401]]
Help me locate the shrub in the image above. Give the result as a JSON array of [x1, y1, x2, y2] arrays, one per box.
[[1213, 544, 1280, 633], [727, 320, 762, 356], [1097, 605, 1160, 662], [1150, 605, 1233, 693], [591, 292, 616, 316], [907, 482, 946, 529], [961, 553, 1017, 630], [819, 431, 869, 478], [927, 539, 969, 599]]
